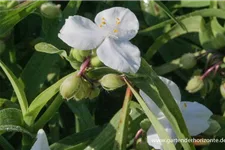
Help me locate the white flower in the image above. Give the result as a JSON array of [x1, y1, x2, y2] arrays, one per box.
[[58, 7, 141, 73], [31, 129, 50, 150], [139, 77, 213, 150]]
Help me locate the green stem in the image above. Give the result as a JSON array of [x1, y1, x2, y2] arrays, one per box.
[[33, 94, 64, 131], [113, 86, 132, 150], [0, 135, 14, 150], [154, 50, 206, 75], [139, 8, 225, 35]]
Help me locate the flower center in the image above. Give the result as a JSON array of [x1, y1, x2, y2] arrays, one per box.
[[99, 17, 121, 39]]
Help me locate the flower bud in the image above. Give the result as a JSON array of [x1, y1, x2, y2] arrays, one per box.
[[40, 2, 61, 19], [60, 72, 82, 100], [74, 79, 92, 101], [0, 40, 6, 55], [90, 56, 103, 67], [136, 139, 150, 150], [88, 88, 100, 99], [140, 119, 151, 132], [186, 76, 204, 93], [71, 49, 85, 62], [180, 53, 197, 69], [99, 74, 125, 91], [79, 50, 91, 57], [220, 83, 225, 99]]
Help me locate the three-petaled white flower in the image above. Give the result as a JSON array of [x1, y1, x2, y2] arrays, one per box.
[[31, 129, 50, 150], [58, 7, 141, 73], [140, 77, 213, 150]]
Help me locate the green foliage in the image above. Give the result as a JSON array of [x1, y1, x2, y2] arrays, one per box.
[[0, 1, 224, 150]]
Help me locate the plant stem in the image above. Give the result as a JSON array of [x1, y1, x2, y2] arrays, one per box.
[[154, 50, 206, 75], [33, 94, 64, 131], [113, 86, 132, 150], [200, 61, 222, 80], [77, 57, 90, 76], [133, 129, 143, 147]]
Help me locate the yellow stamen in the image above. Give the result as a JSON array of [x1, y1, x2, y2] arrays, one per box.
[[102, 17, 105, 20], [99, 24, 103, 28], [102, 21, 106, 25], [116, 21, 120, 25], [116, 17, 120, 20], [183, 103, 187, 108], [113, 29, 118, 33]]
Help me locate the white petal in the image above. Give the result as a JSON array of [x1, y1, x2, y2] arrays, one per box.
[[147, 118, 177, 150], [58, 16, 106, 50], [95, 7, 139, 40], [31, 129, 50, 150], [97, 38, 141, 73], [139, 90, 164, 118], [159, 77, 181, 103], [180, 101, 213, 136]]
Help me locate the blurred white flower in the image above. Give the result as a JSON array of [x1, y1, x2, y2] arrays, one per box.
[[139, 77, 213, 150], [31, 129, 50, 150], [58, 7, 141, 73]]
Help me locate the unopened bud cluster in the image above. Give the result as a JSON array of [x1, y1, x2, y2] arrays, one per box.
[[60, 72, 100, 100]]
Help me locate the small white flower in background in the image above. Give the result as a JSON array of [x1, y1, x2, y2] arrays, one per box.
[[31, 129, 50, 150], [58, 7, 141, 73], [139, 77, 213, 150]]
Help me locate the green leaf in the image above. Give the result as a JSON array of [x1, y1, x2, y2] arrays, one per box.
[[0, 60, 28, 116], [0, 108, 23, 126], [66, 100, 95, 132], [174, 1, 210, 8], [33, 94, 64, 131], [0, 135, 14, 150], [35, 42, 67, 58], [199, 18, 225, 50], [144, 16, 203, 61], [127, 59, 195, 150], [139, 8, 225, 35], [113, 88, 131, 150], [24, 73, 72, 125], [154, 1, 187, 31], [0, 1, 45, 36], [62, 0, 82, 18], [85, 102, 145, 150], [50, 126, 102, 150], [124, 79, 177, 150], [0, 125, 33, 137]]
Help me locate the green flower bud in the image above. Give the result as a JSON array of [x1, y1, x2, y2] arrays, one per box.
[[40, 2, 61, 19], [0, 40, 6, 55], [186, 76, 204, 93], [180, 53, 197, 69], [140, 119, 151, 132], [74, 80, 92, 100], [136, 139, 150, 150], [220, 83, 225, 99], [90, 56, 103, 67], [88, 88, 100, 99], [71, 49, 85, 62], [99, 74, 125, 91], [78, 50, 91, 57], [204, 119, 221, 135], [60, 72, 82, 100]]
